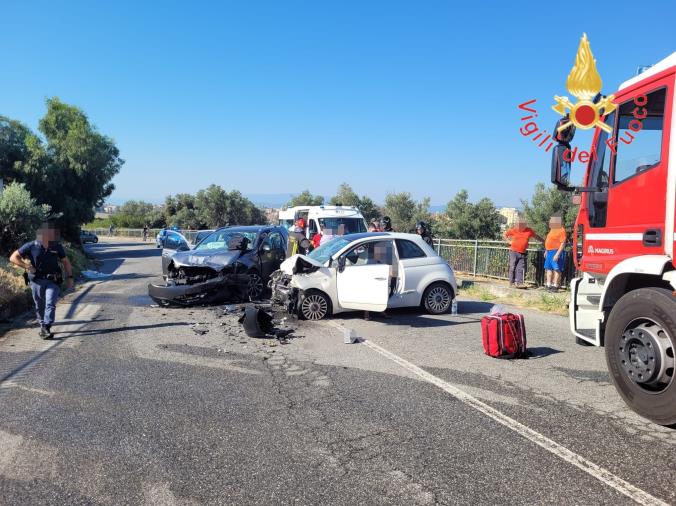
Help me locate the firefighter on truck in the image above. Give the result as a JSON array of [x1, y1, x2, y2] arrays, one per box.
[[550, 52, 676, 425]]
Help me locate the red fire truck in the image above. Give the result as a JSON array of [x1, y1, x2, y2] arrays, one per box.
[[551, 52, 676, 424]]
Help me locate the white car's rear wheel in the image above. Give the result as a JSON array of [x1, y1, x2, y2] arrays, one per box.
[[423, 282, 453, 314], [299, 290, 331, 320]]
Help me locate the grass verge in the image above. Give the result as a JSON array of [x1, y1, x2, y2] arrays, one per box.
[[460, 285, 569, 316], [0, 243, 90, 322]]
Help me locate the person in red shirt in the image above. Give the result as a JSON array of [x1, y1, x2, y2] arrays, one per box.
[[503, 218, 543, 288], [312, 225, 323, 249]]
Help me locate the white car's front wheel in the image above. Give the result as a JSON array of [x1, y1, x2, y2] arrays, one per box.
[[423, 282, 453, 314], [299, 290, 331, 320]]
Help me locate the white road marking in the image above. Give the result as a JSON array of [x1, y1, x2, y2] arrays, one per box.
[[328, 319, 668, 506], [0, 381, 55, 396]]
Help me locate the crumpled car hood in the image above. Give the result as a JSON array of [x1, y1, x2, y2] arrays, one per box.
[[279, 254, 325, 275], [171, 249, 242, 270]]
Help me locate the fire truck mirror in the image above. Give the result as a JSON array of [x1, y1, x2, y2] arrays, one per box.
[[551, 144, 572, 190]]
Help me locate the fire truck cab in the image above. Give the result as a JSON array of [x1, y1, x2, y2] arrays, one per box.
[[552, 52, 676, 425]]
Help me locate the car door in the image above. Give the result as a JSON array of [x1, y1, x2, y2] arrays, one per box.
[[394, 239, 430, 306], [259, 231, 286, 279], [335, 240, 391, 312], [161, 232, 190, 275]]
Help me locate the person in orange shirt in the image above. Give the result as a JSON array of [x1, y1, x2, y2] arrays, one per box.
[[544, 216, 567, 292], [503, 218, 543, 288]]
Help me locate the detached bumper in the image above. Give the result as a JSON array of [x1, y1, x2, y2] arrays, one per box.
[[148, 273, 250, 306]]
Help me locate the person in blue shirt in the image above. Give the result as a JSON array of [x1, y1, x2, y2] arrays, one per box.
[[9, 222, 74, 339]]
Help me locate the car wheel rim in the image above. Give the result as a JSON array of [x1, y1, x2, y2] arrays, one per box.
[[247, 274, 264, 299], [302, 295, 328, 320], [427, 287, 450, 313], [618, 319, 675, 393]]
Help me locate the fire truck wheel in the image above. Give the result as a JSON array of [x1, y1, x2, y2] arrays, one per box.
[[605, 287, 676, 426]]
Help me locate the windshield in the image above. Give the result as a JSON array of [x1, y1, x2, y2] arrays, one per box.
[[194, 230, 258, 251], [308, 236, 352, 265], [318, 217, 366, 234]]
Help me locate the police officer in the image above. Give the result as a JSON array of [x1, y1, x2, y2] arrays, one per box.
[[415, 221, 434, 246], [9, 222, 73, 339], [381, 216, 394, 232]]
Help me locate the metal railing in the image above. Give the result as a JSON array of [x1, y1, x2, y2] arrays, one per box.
[[86, 228, 575, 287], [433, 238, 576, 287], [85, 228, 211, 244]]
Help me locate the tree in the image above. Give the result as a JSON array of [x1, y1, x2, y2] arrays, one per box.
[[329, 183, 381, 222], [329, 183, 360, 207], [357, 195, 381, 223], [440, 190, 500, 239], [288, 190, 324, 207], [36, 98, 124, 240], [521, 183, 579, 237], [195, 184, 229, 228], [0, 182, 50, 253], [0, 100, 123, 242], [111, 200, 156, 228], [382, 192, 432, 232], [145, 207, 166, 228]]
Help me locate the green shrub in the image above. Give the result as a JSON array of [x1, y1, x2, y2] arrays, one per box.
[[0, 182, 50, 254]]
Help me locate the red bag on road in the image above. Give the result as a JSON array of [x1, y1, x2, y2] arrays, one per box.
[[481, 313, 527, 358]]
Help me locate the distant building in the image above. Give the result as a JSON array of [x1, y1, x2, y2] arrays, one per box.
[[498, 207, 520, 228]]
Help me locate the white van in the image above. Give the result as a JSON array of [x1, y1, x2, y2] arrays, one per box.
[[278, 205, 367, 240]]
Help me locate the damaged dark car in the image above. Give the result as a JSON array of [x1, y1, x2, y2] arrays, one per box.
[[148, 226, 288, 306]]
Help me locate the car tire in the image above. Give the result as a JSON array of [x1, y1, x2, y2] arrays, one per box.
[[299, 290, 331, 320], [422, 282, 453, 315], [605, 287, 676, 426], [247, 271, 265, 300], [94, 238, 98, 243]]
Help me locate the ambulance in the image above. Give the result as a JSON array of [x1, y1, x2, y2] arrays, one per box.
[[278, 205, 368, 240]]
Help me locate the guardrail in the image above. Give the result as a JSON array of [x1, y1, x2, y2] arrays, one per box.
[[86, 228, 208, 244], [433, 238, 576, 287]]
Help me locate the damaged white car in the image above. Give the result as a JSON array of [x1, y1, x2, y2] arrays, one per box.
[[271, 232, 457, 320]]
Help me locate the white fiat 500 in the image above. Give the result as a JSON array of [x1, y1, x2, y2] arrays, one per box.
[[271, 232, 457, 320]]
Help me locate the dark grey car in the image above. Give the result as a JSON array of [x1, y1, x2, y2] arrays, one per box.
[[148, 226, 288, 306]]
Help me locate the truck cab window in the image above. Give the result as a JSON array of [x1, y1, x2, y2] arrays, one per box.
[[612, 87, 665, 184]]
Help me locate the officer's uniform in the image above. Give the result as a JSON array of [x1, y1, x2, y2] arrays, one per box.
[[18, 241, 66, 329]]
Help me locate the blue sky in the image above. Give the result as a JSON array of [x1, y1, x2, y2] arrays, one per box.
[[1, 1, 674, 207]]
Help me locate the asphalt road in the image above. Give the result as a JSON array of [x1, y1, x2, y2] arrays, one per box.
[[1, 238, 674, 505]]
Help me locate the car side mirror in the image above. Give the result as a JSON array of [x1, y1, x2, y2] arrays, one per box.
[[337, 256, 346, 273], [551, 144, 573, 191]]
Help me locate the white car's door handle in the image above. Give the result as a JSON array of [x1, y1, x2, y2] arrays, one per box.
[[374, 277, 387, 281]]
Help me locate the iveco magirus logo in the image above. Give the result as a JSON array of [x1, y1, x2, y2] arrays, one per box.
[[587, 244, 614, 255]]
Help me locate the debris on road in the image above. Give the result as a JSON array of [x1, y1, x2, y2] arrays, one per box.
[[239, 305, 274, 338], [81, 270, 112, 279], [343, 328, 358, 344], [191, 324, 210, 335]]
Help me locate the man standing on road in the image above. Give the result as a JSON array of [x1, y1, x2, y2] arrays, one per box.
[[503, 218, 542, 289], [143, 225, 149, 242], [9, 222, 74, 339]]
